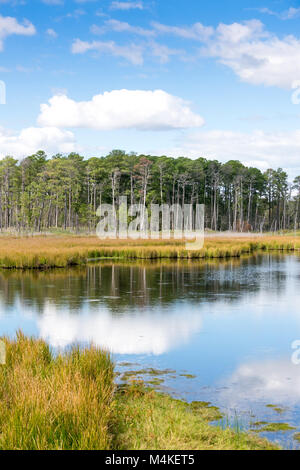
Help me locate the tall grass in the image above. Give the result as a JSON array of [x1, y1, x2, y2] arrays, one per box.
[[0, 235, 298, 268], [0, 333, 114, 450], [0, 335, 278, 450]]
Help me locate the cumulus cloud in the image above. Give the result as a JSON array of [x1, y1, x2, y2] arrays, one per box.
[[74, 17, 300, 84], [150, 19, 300, 88], [168, 128, 300, 173], [202, 19, 300, 88], [0, 126, 76, 159], [0, 15, 36, 51], [38, 89, 205, 131]]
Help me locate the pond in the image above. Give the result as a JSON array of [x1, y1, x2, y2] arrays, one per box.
[[1, 253, 300, 448]]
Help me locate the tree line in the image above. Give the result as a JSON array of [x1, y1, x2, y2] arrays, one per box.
[[0, 149, 299, 233]]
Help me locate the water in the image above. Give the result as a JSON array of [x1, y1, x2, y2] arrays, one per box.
[[1, 254, 300, 448]]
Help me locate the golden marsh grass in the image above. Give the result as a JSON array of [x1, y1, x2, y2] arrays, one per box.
[[0, 234, 298, 268]]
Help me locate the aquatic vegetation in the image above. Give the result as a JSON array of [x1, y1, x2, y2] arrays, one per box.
[[253, 422, 296, 432], [294, 433, 300, 442], [180, 373, 197, 379], [118, 362, 139, 367], [266, 404, 286, 414], [145, 378, 165, 386], [120, 368, 177, 383], [141, 368, 177, 376], [251, 421, 269, 427]]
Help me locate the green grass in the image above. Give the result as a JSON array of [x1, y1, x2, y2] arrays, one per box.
[[0, 335, 279, 450], [113, 382, 278, 450]]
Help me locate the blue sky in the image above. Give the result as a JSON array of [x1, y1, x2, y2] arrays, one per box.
[[1, 0, 300, 176]]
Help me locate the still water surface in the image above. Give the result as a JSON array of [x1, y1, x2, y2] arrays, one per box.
[[1, 254, 300, 448]]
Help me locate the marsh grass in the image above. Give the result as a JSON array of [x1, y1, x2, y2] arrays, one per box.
[[0, 333, 115, 450], [112, 382, 278, 450], [0, 335, 280, 450], [0, 234, 299, 269]]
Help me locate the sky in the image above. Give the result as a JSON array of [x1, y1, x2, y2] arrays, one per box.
[[1, 0, 300, 177]]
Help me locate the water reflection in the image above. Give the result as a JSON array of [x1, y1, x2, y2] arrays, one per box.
[[37, 303, 203, 354], [220, 358, 300, 406], [0, 255, 289, 314], [1, 254, 300, 447], [0, 255, 290, 354]]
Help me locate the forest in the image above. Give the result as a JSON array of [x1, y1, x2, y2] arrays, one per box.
[[0, 149, 298, 233]]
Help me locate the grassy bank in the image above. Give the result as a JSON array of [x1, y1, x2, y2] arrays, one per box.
[[0, 234, 299, 268], [0, 335, 278, 450], [0, 334, 114, 450]]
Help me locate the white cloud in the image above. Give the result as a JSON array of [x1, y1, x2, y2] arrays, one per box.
[[91, 19, 154, 37], [149, 41, 182, 63], [152, 21, 214, 41], [258, 7, 300, 20], [168, 128, 300, 173], [71, 38, 144, 65], [202, 20, 300, 88], [150, 19, 300, 88], [110, 1, 144, 10], [0, 126, 76, 159], [77, 18, 300, 84], [38, 90, 205, 131], [0, 15, 36, 51], [73, 34, 181, 64], [46, 28, 58, 38], [283, 7, 300, 19], [214, 19, 266, 43]]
